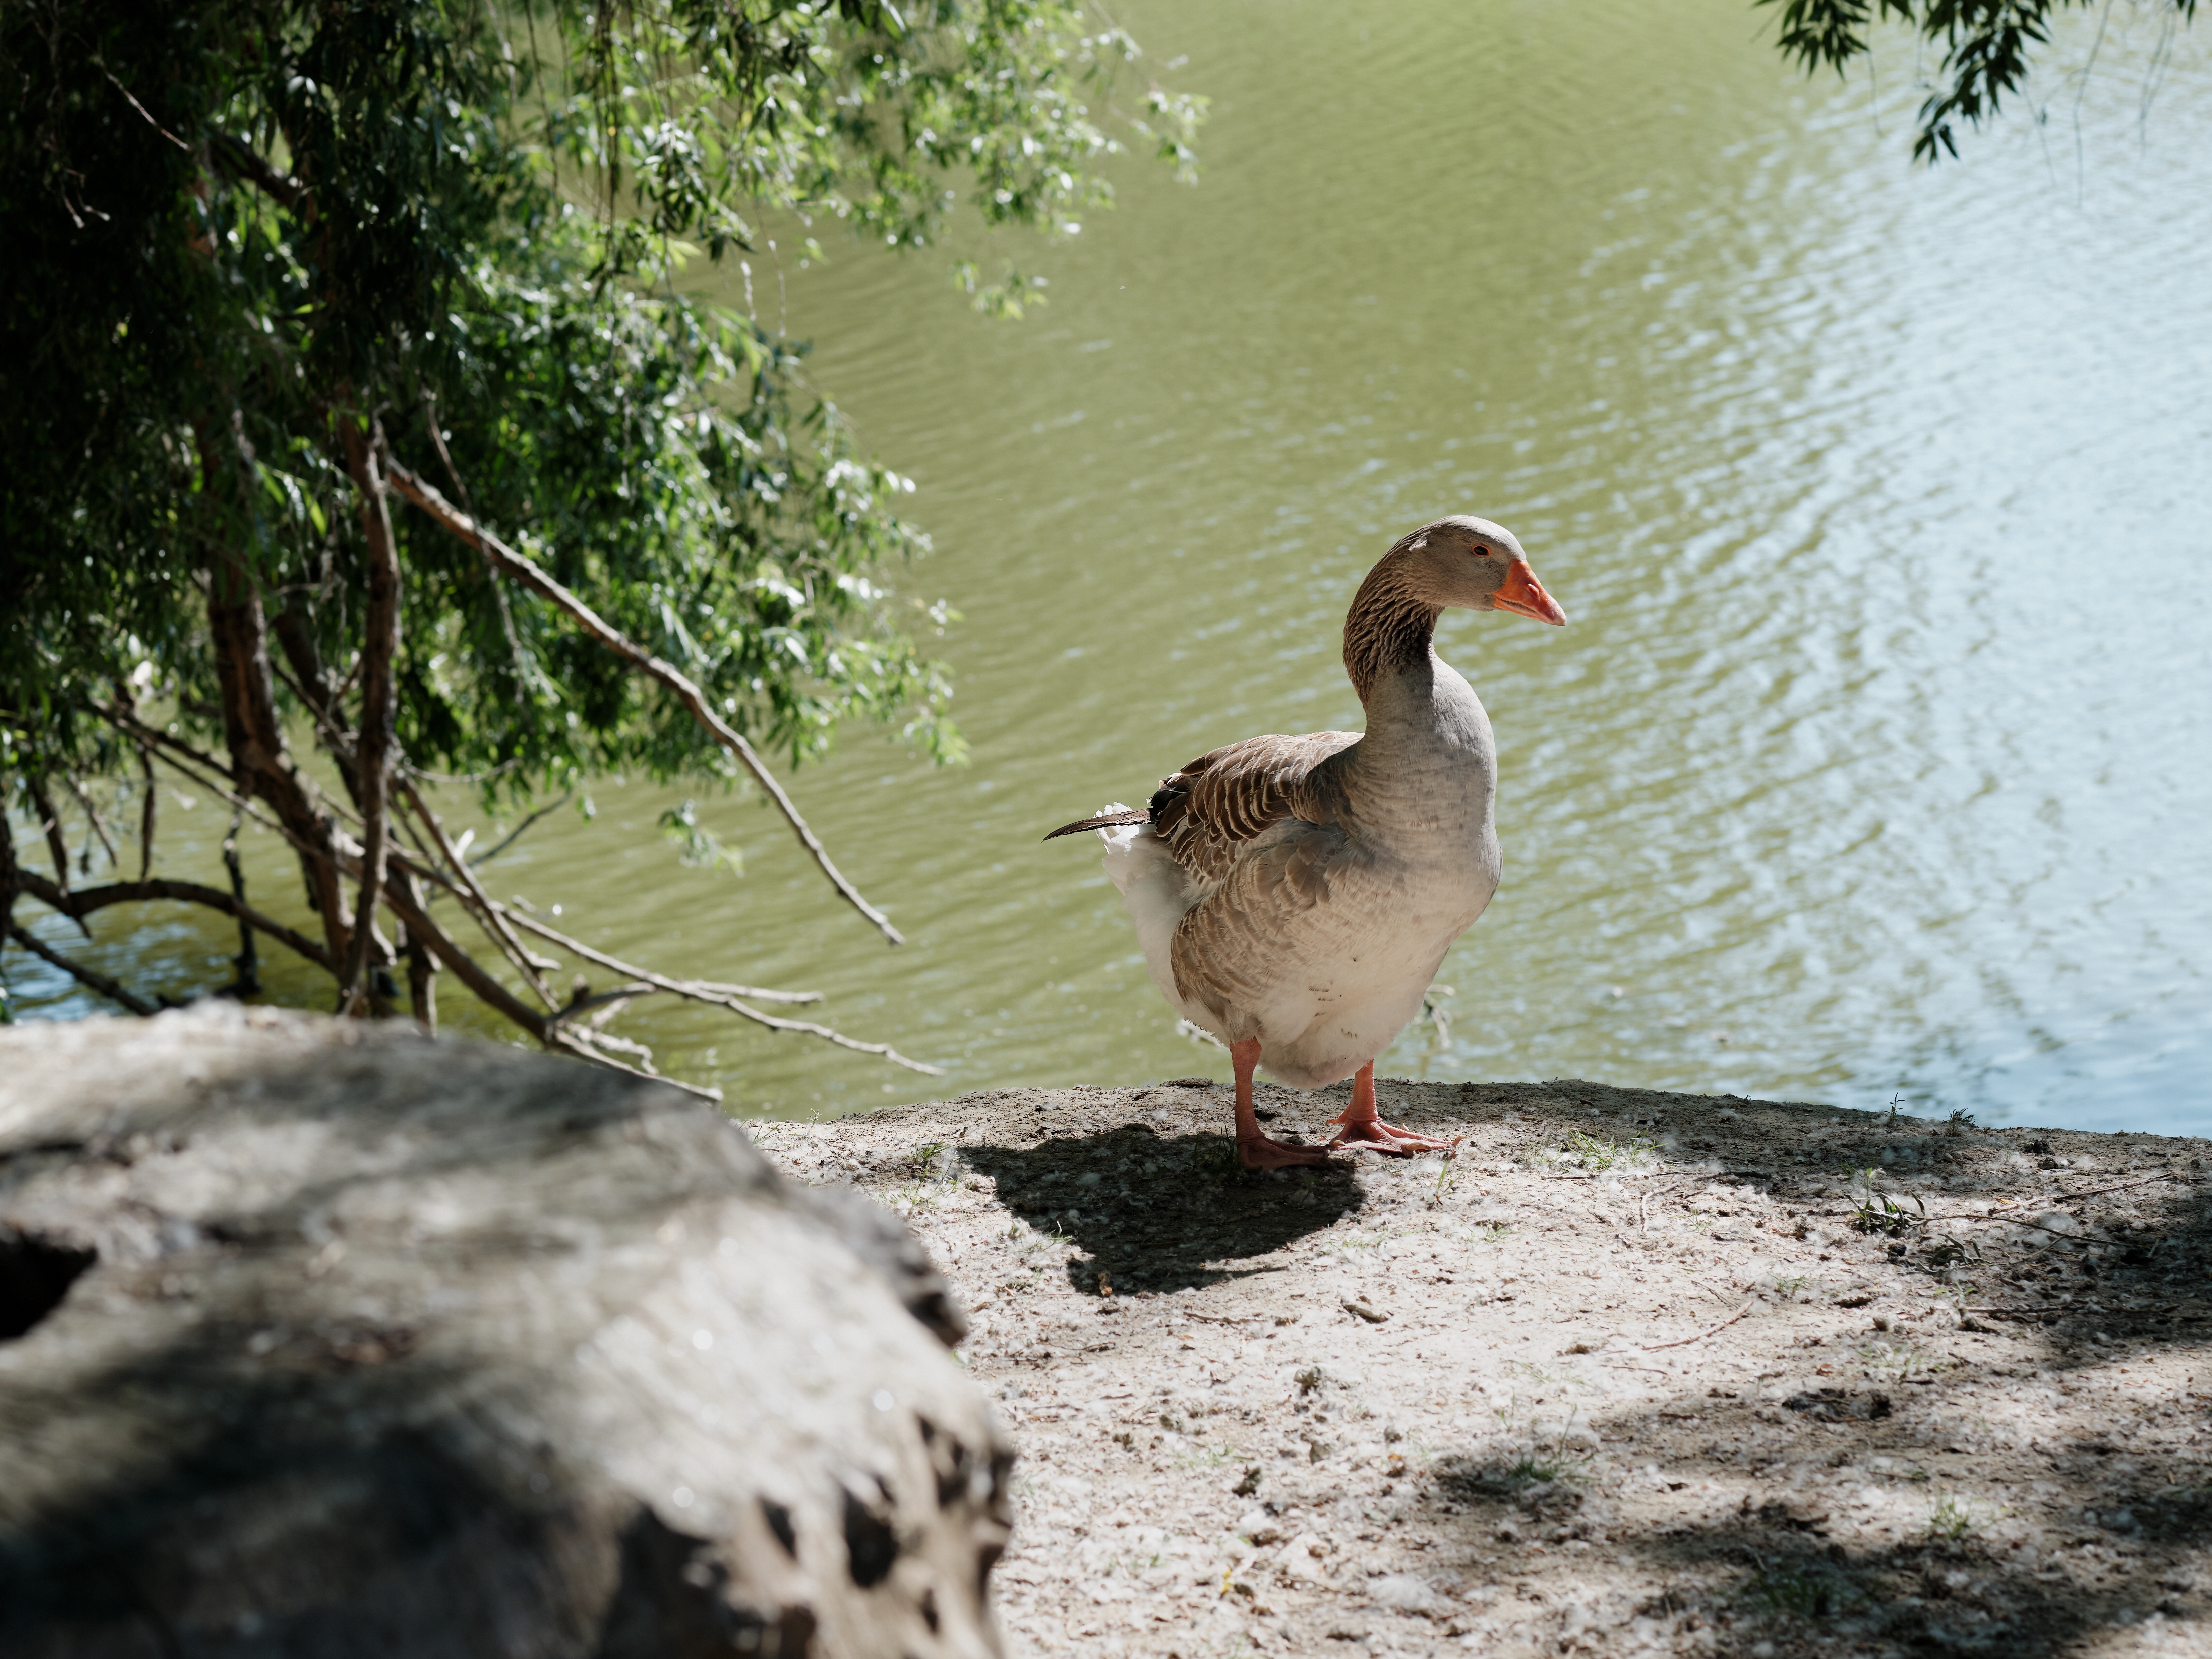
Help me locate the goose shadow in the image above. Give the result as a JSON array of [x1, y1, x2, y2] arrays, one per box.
[[959, 1123, 1366, 1295]]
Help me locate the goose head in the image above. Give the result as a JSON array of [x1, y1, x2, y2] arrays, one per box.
[[1389, 515, 1567, 625]]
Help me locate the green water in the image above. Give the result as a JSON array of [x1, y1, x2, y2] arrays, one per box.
[[15, 0, 2212, 1133]]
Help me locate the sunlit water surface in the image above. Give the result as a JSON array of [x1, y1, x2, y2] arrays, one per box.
[[15, 1, 2211, 1133]]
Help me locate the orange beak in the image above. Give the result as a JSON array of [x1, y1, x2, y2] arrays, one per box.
[[1492, 561, 1566, 626]]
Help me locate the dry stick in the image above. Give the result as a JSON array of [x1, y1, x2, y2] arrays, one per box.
[[1643, 1298, 1756, 1352], [4, 921, 158, 1015], [549, 1028, 721, 1101], [219, 807, 260, 994], [252, 661, 554, 1010], [384, 459, 905, 945], [389, 864, 439, 1034], [92, 691, 916, 1080], [377, 875, 547, 1040], [340, 418, 402, 1013], [467, 788, 572, 869], [419, 386, 526, 674], [62, 776, 121, 872], [9, 867, 334, 973], [496, 905, 819, 1004], [392, 780, 558, 1007], [136, 744, 157, 882], [1991, 1172, 2187, 1210], [24, 776, 73, 904]]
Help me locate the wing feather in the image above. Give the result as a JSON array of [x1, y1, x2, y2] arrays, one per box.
[[1148, 731, 1361, 886]]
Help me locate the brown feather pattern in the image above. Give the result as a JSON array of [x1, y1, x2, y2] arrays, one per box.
[[1145, 731, 1362, 888]]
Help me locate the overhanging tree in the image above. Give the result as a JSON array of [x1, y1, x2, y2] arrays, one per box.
[[0, 0, 1199, 1090], [1759, 0, 2200, 161]]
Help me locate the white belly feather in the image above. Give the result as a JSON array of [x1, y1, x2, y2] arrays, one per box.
[[1095, 805, 1496, 1093]]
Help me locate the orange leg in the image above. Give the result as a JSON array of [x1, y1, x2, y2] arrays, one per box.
[[1231, 1039, 1333, 1170], [1327, 1062, 1457, 1156]]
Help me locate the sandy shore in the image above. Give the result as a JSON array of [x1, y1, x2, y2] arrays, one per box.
[[752, 1076, 2210, 1659]]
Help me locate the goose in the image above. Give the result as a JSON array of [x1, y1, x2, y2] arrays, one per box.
[[1046, 517, 1565, 1169]]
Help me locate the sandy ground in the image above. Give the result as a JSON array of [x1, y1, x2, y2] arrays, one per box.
[[750, 1076, 2212, 1659]]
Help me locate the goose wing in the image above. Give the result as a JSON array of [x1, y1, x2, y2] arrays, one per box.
[[1148, 730, 1361, 886]]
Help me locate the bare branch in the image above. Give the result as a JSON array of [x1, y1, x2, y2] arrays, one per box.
[[377, 876, 550, 1040], [25, 776, 71, 898], [391, 865, 440, 1033], [204, 524, 353, 966], [490, 902, 937, 1070], [210, 131, 304, 208], [4, 920, 158, 1015], [391, 781, 560, 1006], [467, 788, 573, 868], [219, 807, 261, 995], [549, 1028, 723, 1101], [62, 776, 121, 872], [9, 866, 334, 973], [384, 458, 906, 945], [136, 744, 156, 882], [497, 905, 821, 1004]]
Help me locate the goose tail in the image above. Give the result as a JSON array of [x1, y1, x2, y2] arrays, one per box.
[[1043, 806, 1151, 842]]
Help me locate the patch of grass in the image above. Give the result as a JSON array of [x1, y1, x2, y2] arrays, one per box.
[[1173, 1441, 1245, 1471], [1506, 1360, 1600, 1394], [1849, 1168, 1926, 1236], [1772, 1275, 1810, 1297], [1561, 1128, 1660, 1173], [1737, 1561, 1867, 1620], [1926, 1492, 2001, 1541], [1857, 1338, 1946, 1381], [1500, 1442, 1596, 1486], [1430, 1156, 1459, 1206]]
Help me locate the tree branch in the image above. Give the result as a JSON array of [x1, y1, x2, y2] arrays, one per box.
[[8, 866, 334, 973], [210, 131, 305, 210], [4, 921, 159, 1015], [390, 780, 560, 1006], [340, 417, 403, 1012], [383, 457, 906, 945], [496, 904, 822, 1005], [377, 875, 550, 1039]]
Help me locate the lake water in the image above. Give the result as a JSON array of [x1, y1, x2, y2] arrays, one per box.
[[14, 0, 2211, 1134]]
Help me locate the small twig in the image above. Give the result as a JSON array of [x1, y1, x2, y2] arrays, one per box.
[[102, 65, 190, 150], [496, 905, 820, 1003], [1342, 1299, 1389, 1324], [1992, 1173, 2185, 1209], [4, 921, 158, 1015], [219, 806, 260, 995], [467, 789, 573, 867], [135, 744, 157, 883], [391, 781, 558, 1008], [385, 458, 905, 944], [1181, 1310, 1261, 1326], [24, 776, 72, 905], [549, 1029, 722, 1102], [546, 981, 658, 1031], [61, 776, 120, 872], [1643, 1298, 1756, 1351]]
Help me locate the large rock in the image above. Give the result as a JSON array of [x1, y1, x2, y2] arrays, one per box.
[[0, 1006, 1009, 1657]]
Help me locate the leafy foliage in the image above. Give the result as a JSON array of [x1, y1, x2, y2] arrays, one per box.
[[3, 0, 1196, 799], [1758, 0, 2199, 160], [0, 0, 1196, 1051]]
